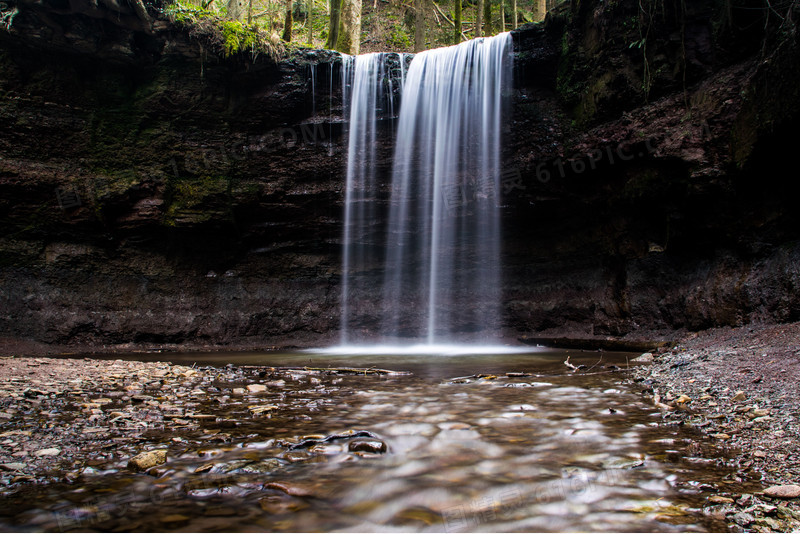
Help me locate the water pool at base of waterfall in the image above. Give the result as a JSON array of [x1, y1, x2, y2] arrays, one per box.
[[0, 349, 745, 532]]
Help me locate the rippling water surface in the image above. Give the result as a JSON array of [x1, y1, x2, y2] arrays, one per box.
[[1, 348, 740, 531]]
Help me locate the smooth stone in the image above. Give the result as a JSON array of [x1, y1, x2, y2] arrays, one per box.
[[348, 439, 387, 454], [732, 391, 747, 402], [708, 495, 734, 504], [236, 459, 283, 474], [128, 449, 167, 472], [265, 481, 317, 497], [764, 484, 800, 499], [633, 353, 654, 362], [0, 463, 26, 471], [246, 384, 267, 393], [34, 448, 61, 457]]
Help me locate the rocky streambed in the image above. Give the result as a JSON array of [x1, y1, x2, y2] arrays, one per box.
[[633, 322, 800, 532], [0, 344, 797, 531]]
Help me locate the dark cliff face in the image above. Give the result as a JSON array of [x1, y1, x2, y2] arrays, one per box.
[[0, 2, 352, 349], [506, 3, 800, 338], [1, 0, 800, 351]]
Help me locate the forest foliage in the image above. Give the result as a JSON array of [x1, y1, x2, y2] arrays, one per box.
[[162, 0, 560, 54]]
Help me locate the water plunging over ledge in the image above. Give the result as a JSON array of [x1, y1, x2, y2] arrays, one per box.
[[339, 34, 513, 348]]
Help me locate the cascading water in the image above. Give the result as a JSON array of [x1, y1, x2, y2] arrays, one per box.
[[339, 52, 404, 344], [339, 34, 513, 348]]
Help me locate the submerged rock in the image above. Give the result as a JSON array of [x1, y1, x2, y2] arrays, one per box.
[[127, 449, 167, 472], [348, 439, 387, 454]]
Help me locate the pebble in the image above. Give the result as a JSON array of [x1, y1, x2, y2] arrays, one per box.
[[127, 449, 167, 472], [731, 512, 755, 526], [732, 391, 747, 402], [633, 353, 654, 362], [711, 433, 731, 440], [246, 384, 267, 393], [708, 495, 734, 504], [764, 484, 800, 499], [248, 405, 278, 415]]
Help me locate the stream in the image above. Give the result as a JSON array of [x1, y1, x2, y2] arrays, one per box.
[[0, 348, 743, 531]]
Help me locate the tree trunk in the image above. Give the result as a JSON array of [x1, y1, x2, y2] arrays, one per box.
[[326, 0, 343, 49], [483, 0, 491, 36], [307, 0, 313, 44], [227, 0, 243, 20], [282, 0, 293, 40], [338, 0, 361, 54], [499, 0, 504, 32], [453, 0, 461, 43], [475, 0, 482, 37], [414, 0, 425, 52], [534, 0, 545, 22], [511, 0, 516, 29], [247, 0, 253, 24]]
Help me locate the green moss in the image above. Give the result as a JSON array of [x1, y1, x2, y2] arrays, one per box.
[[220, 20, 258, 55], [164, 0, 282, 59], [164, 174, 230, 226]]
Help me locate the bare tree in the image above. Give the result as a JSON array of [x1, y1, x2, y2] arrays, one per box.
[[227, 0, 244, 20], [453, 0, 461, 43], [511, 0, 516, 29], [338, 0, 361, 53], [282, 0, 293, 40], [326, 0, 343, 48], [534, 0, 545, 22], [475, 0, 482, 37], [414, 0, 425, 51], [307, 0, 313, 44]]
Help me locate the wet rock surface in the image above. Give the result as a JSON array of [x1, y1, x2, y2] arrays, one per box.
[[0, 350, 774, 531], [632, 321, 800, 532]]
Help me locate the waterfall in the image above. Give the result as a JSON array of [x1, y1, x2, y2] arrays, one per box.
[[339, 35, 513, 346], [309, 63, 317, 115], [339, 52, 402, 344]]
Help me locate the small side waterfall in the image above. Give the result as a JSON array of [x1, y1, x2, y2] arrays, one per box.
[[339, 53, 404, 344], [339, 34, 513, 347]]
